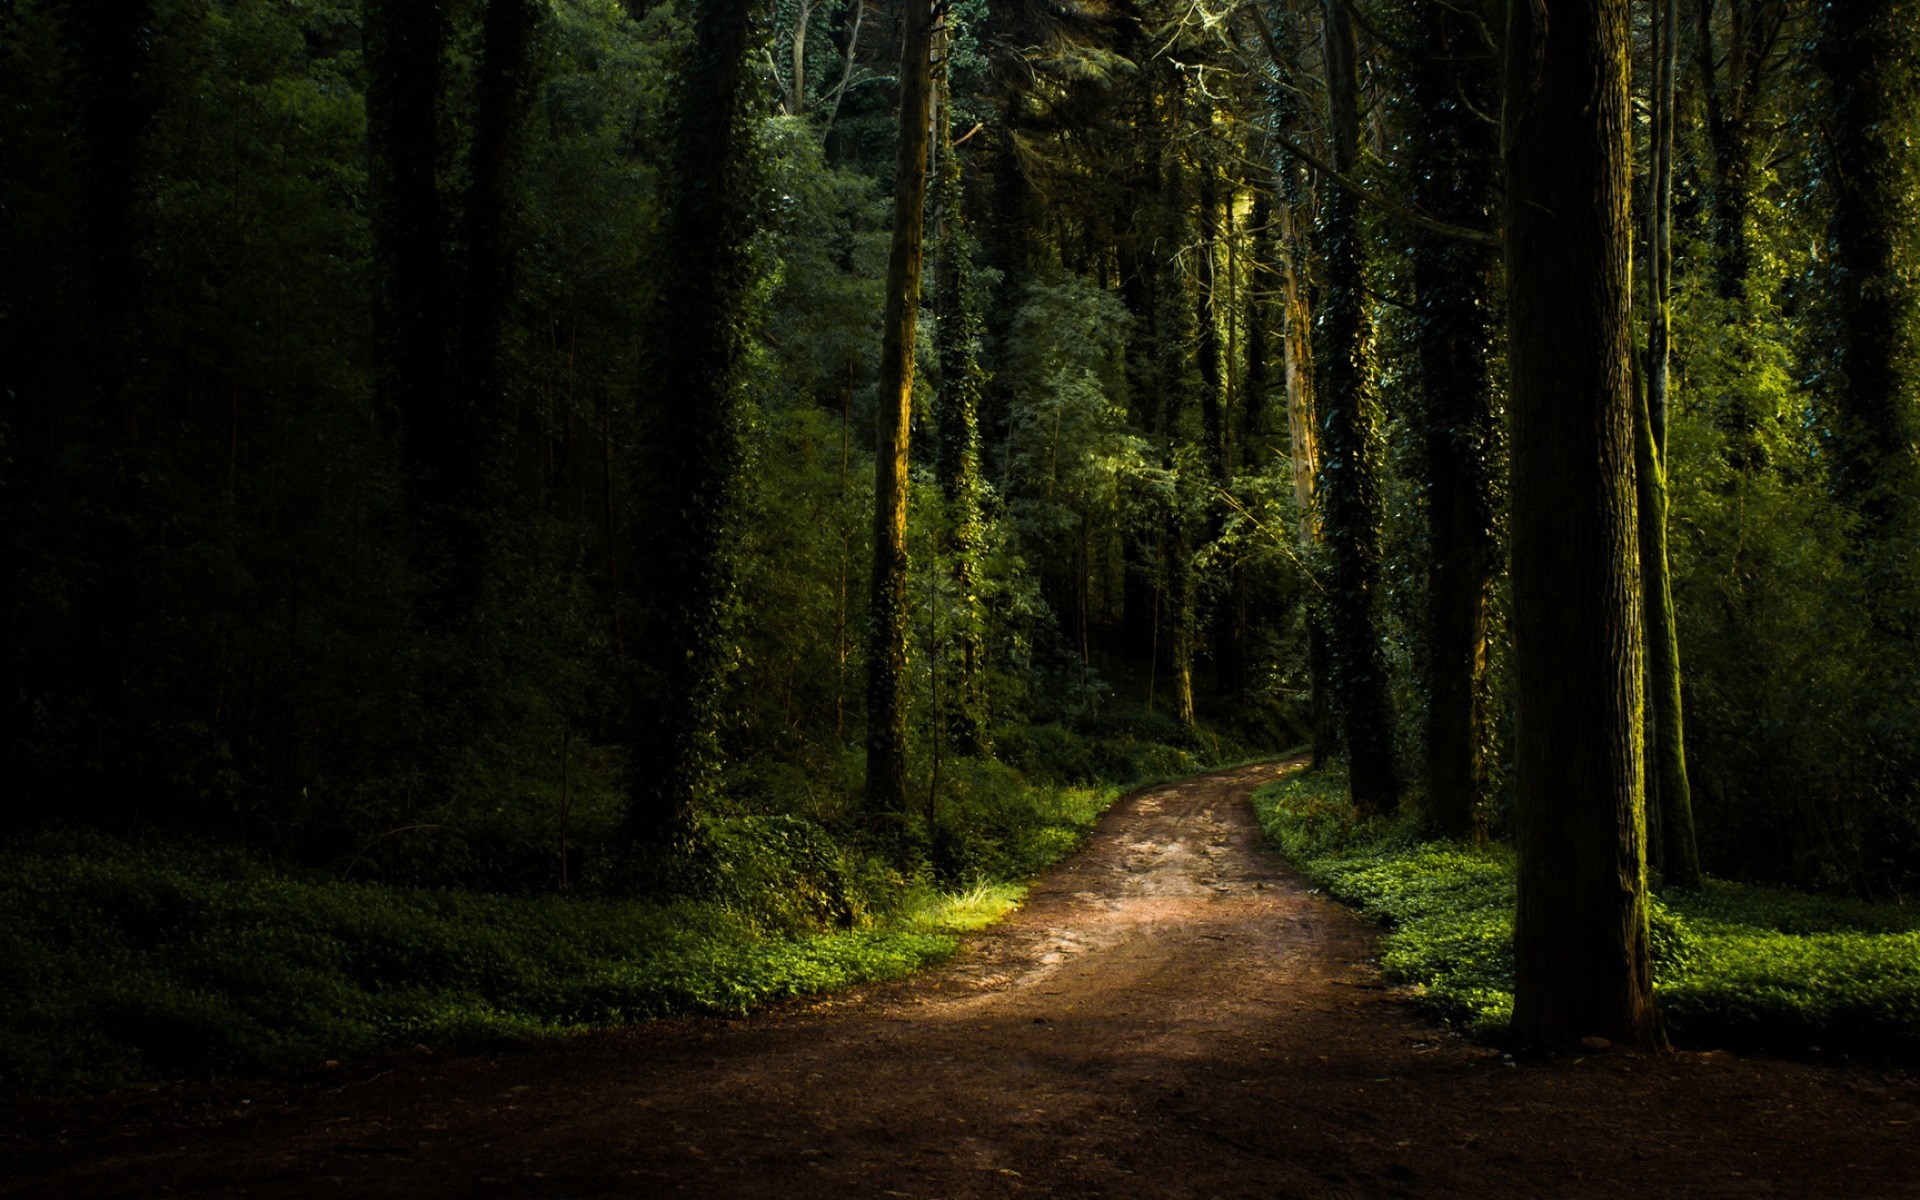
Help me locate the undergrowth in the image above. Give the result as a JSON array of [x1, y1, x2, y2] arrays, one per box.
[[1252, 767, 1920, 1057], [0, 717, 1253, 1094]]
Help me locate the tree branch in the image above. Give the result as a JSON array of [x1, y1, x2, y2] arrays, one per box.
[[1266, 128, 1502, 248]]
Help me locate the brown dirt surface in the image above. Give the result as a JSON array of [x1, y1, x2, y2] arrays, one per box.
[[4, 760, 1917, 1198]]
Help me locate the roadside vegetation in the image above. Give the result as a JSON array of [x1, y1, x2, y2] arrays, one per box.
[[1253, 768, 1920, 1058], [0, 714, 1255, 1094]]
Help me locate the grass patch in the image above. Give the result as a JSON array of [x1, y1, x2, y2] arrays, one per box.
[[1252, 768, 1920, 1057]]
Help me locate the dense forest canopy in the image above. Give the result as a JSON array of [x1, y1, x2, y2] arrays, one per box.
[[1, 0, 1916, 1059]]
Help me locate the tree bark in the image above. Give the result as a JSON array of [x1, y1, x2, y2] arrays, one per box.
[[449, 0, 545, 611], [1152, 79, 1200, 730], [1409, 0, 1500, 841], [364, 0, 453, 614], [1814, 0, 1920, 536], [623, 0, 760, 846], [1503, 0, 1662, 1051], [1271, 161, 1331, 764], [1317, 0, 1398, 812], [932, 14, 990, 757], [865, 0, 936, 815], [1694, 0, 1783, 303]]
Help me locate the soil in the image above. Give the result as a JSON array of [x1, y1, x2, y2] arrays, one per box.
[[4, 760, 1916, 1198]]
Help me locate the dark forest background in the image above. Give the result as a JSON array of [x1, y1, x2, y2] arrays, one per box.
[[0, 0, 1915, 1084]]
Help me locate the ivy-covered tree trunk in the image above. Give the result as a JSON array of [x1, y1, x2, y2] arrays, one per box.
[[1643, 0, 1702, 889], [1815, 0, 1920, 536], [1503, 0, 1662, 1051], [1409, 0, 1500, 840], [865, 0, 936, 816], [1315, 0, 1397, 813], [624, 0, 760, 846], [933, 21, 990, 758]]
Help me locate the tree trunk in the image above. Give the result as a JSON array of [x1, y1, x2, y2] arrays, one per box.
[[1815, 0, 1920, 535], [1638, 387, 1702, 889], [1151, 79, 1200, 730], [933, 26, 990, 758], [1409, 0, 1500, 841], [1644, 0, 1702, 889], [449, 0, 544, 611], [1694, 0, 1780, 303], [1317, 0, 1398, 812], [59, 0, 153, 426], [364, 0, 453, 614], [1503, 0, 1662, 1051], [623, 0, 760, 846], [865, 0, 936, 816], [1273, 163, 1330, 764]]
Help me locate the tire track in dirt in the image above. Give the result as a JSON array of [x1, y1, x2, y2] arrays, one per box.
[[7, 760, 1917, 1198]]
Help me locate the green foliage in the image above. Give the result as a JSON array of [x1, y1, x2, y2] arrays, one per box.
[[1253, 770, 1920, 1056], [0, 710, 1258, 1092]]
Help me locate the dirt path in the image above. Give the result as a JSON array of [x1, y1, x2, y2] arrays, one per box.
[[6, 761, 1917, 1198]]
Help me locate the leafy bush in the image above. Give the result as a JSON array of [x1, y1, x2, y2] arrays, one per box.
[[1253, 770, 1920, 1056]]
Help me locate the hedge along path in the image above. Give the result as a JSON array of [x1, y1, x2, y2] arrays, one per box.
[[6, 761, 1917, 1198]]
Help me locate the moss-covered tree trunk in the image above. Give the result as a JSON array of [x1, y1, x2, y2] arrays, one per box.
[[1644, 0, 1702, 889], [1409, 0, 1500, 840], [1503, 0, 1662, 1051], [865, 0, 936, 815], [623, 0, 760, 847], [1316, 0, 1397, 812]]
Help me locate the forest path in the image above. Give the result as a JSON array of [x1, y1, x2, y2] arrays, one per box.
[[8, 760, 1917, 1198]]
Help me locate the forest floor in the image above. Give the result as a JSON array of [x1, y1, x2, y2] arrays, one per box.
[[4, 760, 1917, 1199]]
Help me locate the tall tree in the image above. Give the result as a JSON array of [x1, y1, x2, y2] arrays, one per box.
[[452, 0, 545, 547], [58, 0, 153, 424], [933, 5, 990, 757], [1407, 0, 1501, 839], [1814, 0, 1920, 536], [1503, 0, 1662, 1050], [1642, 0, 1702, 888], [1315, 0, 1398, 812], [364, 0, 456, 614], [624, 0, 763, 846], [1152, 77, 1201, 730], [1694, 0, 1786, 302], [865, 0, 937, 815]]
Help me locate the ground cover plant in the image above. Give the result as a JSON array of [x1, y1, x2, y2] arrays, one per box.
[[0, 711, 1258, 1094], [1252, 769, 1920, 1057]]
